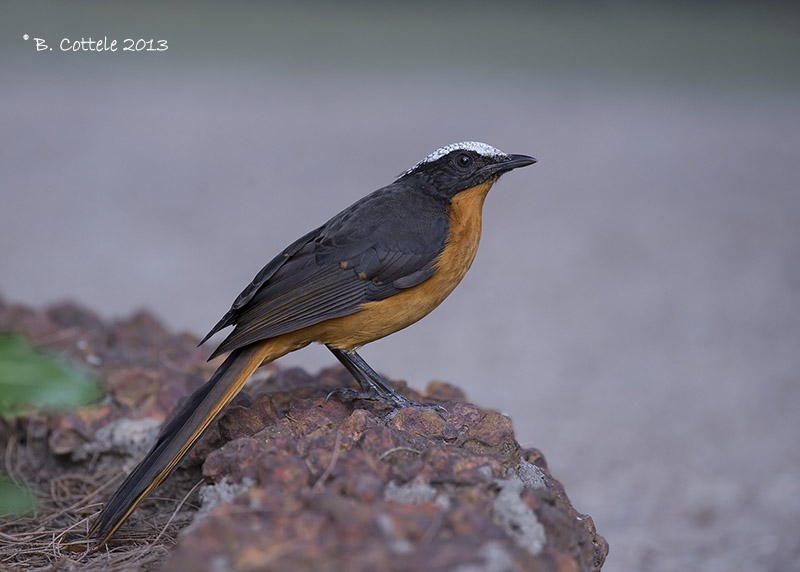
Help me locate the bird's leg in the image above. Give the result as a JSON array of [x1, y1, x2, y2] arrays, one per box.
[[326, 347, 444, 413]]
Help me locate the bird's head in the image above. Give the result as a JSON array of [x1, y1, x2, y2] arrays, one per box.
[[399, 141, 536, 200]]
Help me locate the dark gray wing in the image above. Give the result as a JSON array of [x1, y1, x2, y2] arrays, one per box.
[[203, 183, 449, 358]]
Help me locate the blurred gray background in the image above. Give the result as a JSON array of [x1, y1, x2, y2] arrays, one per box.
[[2, 2, 799, 570]]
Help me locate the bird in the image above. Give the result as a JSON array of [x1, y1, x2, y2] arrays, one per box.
[[89, 141, 536, 544]]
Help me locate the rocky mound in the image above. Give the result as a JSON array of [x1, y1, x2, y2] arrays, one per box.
[[0, 298, 607, 571]]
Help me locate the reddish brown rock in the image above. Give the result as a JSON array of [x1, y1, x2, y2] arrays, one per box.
[[173, 397, 607, 571], [0, 298, 607, 572]]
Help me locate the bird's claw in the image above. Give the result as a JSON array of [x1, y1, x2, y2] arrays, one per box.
[[326, 386, 446, 417]]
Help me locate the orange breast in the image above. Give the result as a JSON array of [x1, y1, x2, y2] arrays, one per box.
[[300, 180, 495, 351]]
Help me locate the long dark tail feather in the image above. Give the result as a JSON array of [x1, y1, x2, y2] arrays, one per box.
[[89, 344, 267, 545]]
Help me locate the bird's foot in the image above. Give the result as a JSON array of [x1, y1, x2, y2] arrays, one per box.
[[326, 386, 446, 419]]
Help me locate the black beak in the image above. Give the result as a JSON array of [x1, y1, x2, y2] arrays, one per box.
[[485, 153, 537, 175]]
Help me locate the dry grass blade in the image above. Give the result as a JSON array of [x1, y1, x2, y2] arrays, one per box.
[[0, 426, 199, 572]]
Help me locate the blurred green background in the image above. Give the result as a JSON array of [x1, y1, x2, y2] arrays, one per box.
[[3, 1, 798, 86], [2, 2, 799, 570]]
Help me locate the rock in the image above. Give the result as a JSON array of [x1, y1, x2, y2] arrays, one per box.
[[0, 298, 608, 571]]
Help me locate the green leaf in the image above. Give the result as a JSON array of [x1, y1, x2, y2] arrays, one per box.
[[0, 476, 36, 518], [0, 334, 100, 418]]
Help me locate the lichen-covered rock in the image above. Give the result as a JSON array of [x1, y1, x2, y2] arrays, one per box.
[[168, 393, 607, 572], [0, 298, 607, 571]]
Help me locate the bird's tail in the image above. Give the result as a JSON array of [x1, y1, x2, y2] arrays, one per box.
[[89, 342, 272, 545]]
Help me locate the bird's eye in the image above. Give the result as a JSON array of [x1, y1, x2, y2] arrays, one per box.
[[456, 153, 473, 168]]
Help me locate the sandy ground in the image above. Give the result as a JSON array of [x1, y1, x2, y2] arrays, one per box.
[[2, 10, 800, 570]]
